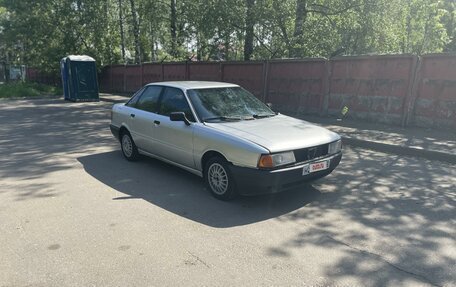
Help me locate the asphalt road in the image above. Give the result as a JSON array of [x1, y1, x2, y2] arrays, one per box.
[[0, 98, 455, 287]]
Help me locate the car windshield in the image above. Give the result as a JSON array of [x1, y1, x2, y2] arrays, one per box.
[[187, 87, 275, 122]]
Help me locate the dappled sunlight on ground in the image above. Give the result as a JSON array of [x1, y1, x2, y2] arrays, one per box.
[[0, 97, 454, 286], [268, 147, 455, 286], [0, 99, 116, 200]]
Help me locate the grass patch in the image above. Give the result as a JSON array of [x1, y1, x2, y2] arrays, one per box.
[[0, 82, 62, 99]]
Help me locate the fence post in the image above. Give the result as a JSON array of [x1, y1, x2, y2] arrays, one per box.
[[110, 65, 113, 92], [161, 63, 165, 81], [262, 60, 270, 103], [220, 62, 224, 82], [140, 63, 144, 86], [401, 56, 421, 127], [123, 64, 127, 93], [321, 59, 331, 116], [185, 61, 190, 80]]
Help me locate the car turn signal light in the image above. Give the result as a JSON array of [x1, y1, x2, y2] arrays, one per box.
[[258, 152, 296, 168], [258, 155, 274, 168]]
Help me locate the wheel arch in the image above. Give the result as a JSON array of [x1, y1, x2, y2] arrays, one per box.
[[201, 150, 230, 173], [118, 125, 130, 142]]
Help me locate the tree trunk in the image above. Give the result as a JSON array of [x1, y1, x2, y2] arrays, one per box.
[[290, 0, 307, 58], [196, 33, 202, 61], [244, 0, 255, 61], [104, 0, 112, 65], [118, 0, 126, 62], [150, 22, 155, 61], [404, 0, 412, 53], [224, 32, 230, 61], [293, 0, 307, 37], [445, 1, 455, 51], [170, 0, 178, 57], [129, 0, 141, 64]]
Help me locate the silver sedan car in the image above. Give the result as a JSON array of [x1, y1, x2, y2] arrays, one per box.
[[110, 81, 342, 200]]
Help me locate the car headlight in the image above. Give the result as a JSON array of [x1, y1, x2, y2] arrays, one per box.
[[328, 140, 342, 154], [258, 151, 296, 168]]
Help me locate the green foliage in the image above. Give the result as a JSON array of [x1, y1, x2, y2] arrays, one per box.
[[0, 82, 62, 98], [0, 0, 455, 72]]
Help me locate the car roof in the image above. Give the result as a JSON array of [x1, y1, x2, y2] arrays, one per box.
[[146, 81, 239, 90]]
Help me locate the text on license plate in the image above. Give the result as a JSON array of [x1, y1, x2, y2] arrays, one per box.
[[303, 160, 329, 175]]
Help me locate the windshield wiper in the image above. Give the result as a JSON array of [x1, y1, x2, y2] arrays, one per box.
[[252, 113, 276, 119], [203, 116, 243, 122]]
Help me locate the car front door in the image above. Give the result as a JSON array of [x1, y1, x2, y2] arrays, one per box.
[[153, 87, 196, 168], [128, 85, 163, 154]]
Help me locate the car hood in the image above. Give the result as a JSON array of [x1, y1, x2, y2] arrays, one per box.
[[204, 114, 340, 152]]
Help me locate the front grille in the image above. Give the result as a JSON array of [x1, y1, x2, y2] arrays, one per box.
[[294, 144, 329, 163]]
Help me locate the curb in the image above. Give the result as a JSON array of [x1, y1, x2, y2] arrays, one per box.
[[342, 137, 456, 164]]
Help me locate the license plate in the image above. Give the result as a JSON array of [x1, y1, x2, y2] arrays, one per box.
[[303, 160, 329, 175]]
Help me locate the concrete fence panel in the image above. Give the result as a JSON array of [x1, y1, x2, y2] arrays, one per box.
[[98, 67, 110, 91], [125, 65, 142, 93], [110, 65, 126, 93], [188, 63, 221, 81], [328, 55, 417, 125], [267, 59, 327, 114], [92, 54, 456, 129], [221, 62, 264, 99], [163, 63, 186, 81], [412, 54, 456, 129], [142, 63, 162, 85]]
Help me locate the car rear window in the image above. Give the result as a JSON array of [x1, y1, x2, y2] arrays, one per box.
[[135, 86, 162, 113]]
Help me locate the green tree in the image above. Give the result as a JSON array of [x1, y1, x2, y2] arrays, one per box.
[[0, 0, 454, 71]]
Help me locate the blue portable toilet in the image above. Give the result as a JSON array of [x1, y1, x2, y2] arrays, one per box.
[[60, 55, 99, 101]]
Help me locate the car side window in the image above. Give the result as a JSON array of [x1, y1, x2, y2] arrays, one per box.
[[159, 87, 195, 122], [135, 86, 162, 113], [126, 87, 144, 107]]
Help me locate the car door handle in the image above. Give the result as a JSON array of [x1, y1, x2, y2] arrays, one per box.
[[154, 120, 160, 125], [130, 113, 135, 118]]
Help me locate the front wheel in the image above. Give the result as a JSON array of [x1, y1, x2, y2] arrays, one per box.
[[204, 157, 237, 200], [121, 132, 140, 161]]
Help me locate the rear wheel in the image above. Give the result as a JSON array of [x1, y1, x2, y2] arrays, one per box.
[[120, 131, 139, 161], [204, 157, 237, 200]]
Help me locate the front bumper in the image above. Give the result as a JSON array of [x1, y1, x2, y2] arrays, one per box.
[[229, 152, 342, 196]]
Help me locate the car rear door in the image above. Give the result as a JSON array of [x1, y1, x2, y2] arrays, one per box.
[[128, 85, 163, 154], [153, 87, 196, 168]]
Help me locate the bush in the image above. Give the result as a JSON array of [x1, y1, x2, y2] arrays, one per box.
[[0, 82, 62, 98]]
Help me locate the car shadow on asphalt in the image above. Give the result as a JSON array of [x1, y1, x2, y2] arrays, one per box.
[[77, 150, 322, 228]]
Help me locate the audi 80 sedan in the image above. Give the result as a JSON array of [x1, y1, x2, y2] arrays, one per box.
[[110, 81, 342, 200]]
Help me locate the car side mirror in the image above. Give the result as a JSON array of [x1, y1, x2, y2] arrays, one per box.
[[170, 112, 191, 126], [266, 102, 273, 109]]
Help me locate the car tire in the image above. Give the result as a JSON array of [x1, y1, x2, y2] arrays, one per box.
[[120, 131, 140, 161], [204, 157, 237, 201]]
